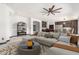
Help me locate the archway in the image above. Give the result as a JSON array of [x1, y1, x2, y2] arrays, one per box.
[[17, 22, 26, 36]]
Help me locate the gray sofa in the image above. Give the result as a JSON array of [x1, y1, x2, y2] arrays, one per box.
[[31, 32, 79, 55]]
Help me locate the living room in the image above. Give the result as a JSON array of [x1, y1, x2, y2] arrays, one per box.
[[1, 3, 79, 55]]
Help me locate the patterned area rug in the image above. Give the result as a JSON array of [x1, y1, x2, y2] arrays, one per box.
[[0, 37, 22, 55]]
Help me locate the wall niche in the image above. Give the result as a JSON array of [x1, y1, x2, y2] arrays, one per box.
[[17, 22, 26, 36]]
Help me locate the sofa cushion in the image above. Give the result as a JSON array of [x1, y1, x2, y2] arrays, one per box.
[[44, 33, 53, 38], [50, 32, 60, 39], [37, 32, 49, 37], [34, 37, 57, 47]]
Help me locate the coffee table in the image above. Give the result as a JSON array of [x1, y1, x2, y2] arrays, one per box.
[[17, 41, 41, 55]]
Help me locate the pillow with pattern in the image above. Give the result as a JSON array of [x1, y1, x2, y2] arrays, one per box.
[[58, 35, 71, 43]]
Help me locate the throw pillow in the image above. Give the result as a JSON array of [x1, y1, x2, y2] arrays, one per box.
[[58, 35, 71, 43]]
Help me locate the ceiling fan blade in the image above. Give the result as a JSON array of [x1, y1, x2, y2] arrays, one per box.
[[42, 5, 62, 16], [47, 12, 50, 16], [53, 11, 60, 13], [43, 8, 49, 11], [51, 12, 55, 15], [53, 8, 62, 12], [51, 5, 55, 9]]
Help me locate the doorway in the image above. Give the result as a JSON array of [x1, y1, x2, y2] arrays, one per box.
[[33, 21, 40, 34]]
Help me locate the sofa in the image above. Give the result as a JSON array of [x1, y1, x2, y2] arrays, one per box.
[[32, 32, 79, 55]]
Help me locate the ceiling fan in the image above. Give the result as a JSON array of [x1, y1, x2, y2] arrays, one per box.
[[42, 5, 62, 16]]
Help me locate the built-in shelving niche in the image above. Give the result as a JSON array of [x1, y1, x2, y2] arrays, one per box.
[[17, 22, 26, 36]]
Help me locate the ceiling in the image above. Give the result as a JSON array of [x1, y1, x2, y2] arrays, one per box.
[[5, 3, 79, 23]]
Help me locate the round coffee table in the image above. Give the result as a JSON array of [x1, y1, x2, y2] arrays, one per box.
[[18, 41, 41, 55]]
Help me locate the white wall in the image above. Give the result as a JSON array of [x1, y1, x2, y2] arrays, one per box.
[[33, 21, 40, 33], [0, 4, 7, 40], [11, 15, 29, 36], [10, 15, 42, 35], [0, 4, 14, 41], [5, 5, 15, 40], [30, 17, 42, 34]]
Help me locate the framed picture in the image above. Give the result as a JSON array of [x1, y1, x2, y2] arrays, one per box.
[[42, 21, 47, 27]]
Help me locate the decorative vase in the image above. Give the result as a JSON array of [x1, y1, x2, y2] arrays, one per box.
[[27, 40, 33, 49]]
